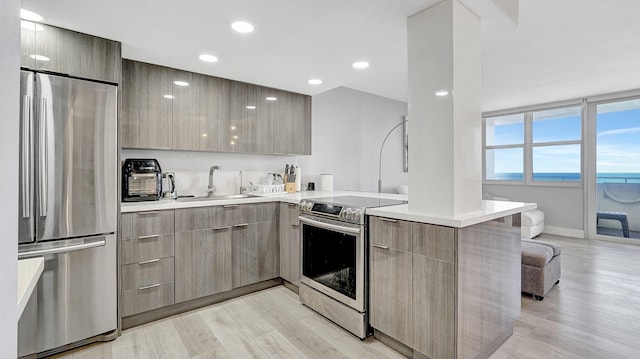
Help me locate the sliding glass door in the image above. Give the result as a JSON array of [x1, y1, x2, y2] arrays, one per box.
[[588, 98, 640, 240]]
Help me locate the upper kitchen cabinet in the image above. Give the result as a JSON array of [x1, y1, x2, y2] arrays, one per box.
[[172, 70, 231, 151], [20, 22, 121, 84], [121, 59, 311, 155], [227, 81, 258, 153], [276, 92, 312, 155], [121, 60, 173, 149]]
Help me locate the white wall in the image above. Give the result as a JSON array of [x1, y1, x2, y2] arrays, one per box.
[[0, 0, 20, 356], [123, 87, 408, 195], [308, 87, 408, 193], [484, 184, 584, 236]]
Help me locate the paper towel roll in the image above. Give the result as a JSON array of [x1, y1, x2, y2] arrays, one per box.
[[319, 174, 333, 192], [294, 167, 301, 192]]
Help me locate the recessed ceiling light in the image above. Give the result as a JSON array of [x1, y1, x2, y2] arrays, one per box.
[[246, 105, 256, 110], [20, 9, 43, 22], [29, 54, 49, 62], [21, 20, 44, 31], [163, 94, 175, 99], [231, 21, 254, 33], [174, 80, 189, 87], [435, 90, 449, 97], [265, 96, 277, 101], [231, 126, 236, 130], [230, 141, 236, 145], [202, 133, 208, 137], [199, 54, 218, 63], [233, 135, 238, 139], [308, 79, 322, 85], [352, 61, 370, 69]]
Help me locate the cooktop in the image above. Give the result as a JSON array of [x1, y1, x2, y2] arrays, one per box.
[[307, 195, 406, 209]]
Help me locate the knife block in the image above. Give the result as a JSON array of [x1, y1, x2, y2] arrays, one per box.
[[285, 182, 296, 193]]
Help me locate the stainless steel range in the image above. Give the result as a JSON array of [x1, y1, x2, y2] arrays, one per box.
[[298, 195, 406, 338]]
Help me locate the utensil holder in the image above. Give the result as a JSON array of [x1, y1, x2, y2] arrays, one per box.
[[285, 182, 296, 193]]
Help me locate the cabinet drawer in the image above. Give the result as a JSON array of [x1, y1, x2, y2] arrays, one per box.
[[121, 233, 174, 265], [175, 207, 216, 231], [122, 281, 174, 317], [370, 216, 412, 252], [121, 210, 174, 238], [215, 204, 254, 226], [412, 223, 456, 263], [121, 257, 175, 290]]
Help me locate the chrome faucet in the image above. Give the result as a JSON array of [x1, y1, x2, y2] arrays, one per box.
[[207, 166, 221, 197]]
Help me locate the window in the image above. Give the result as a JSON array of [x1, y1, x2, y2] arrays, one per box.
[[484, 113, 524, 181], [483, 105, 583, 184]]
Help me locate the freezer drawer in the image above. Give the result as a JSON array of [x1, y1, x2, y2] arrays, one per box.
[[18, 234, 117, 355]]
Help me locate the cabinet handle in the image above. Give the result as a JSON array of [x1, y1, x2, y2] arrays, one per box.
[[371, 243, 389, 250], [214, 226, 231, 230], [380, 218, 398, 223], [138, 234, 160, 240], [138, 211, 160, 215], [139, 259, 160, 265], [223, 205, 238, 209], [291, 224, 300, 228], [138, 283, 160, 290], [287, 203, 297, 207], [233, 223, 249, 228]]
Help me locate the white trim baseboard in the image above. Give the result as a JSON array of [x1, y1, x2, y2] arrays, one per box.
[[543, 225, 584, 238]]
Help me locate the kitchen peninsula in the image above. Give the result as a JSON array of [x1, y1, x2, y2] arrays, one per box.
[[121, 190, 533, 359]]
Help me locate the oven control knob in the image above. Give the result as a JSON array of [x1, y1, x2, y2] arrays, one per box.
[[352, 209, 362, 221], [341, 209, 352, 220]]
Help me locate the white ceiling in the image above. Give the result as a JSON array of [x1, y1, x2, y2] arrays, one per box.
[[21, 0, 640, 112]]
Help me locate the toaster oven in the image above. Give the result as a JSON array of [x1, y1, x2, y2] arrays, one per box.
[[122, 159, 162, 202]]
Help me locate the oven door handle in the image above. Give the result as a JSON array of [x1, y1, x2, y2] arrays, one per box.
[[298, 216, 361, 235]]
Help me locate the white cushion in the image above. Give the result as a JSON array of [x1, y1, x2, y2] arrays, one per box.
[[522, 209, 544, 226]]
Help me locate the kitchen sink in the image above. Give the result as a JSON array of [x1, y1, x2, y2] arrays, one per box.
[[175, 194, 255, 202]]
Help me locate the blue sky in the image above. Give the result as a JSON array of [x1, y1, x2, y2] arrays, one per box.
[[488, 106, 640, 175]]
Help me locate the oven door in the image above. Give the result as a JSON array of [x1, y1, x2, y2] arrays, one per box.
[[299, 214, 365, 312]]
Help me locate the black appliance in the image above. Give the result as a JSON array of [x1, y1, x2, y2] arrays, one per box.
[[122, 159, 162, 202]]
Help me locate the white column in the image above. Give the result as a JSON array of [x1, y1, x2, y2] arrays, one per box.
[[407, 0, 482, 217]]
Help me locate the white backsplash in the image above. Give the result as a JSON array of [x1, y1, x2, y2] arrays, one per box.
[[121, 149, 315, 196]]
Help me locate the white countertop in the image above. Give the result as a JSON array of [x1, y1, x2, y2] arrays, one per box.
[[121, 190, 408, 213], [367, 200, 537, 228], [17, 257, 44, 319], [121, 191, 535, 228]]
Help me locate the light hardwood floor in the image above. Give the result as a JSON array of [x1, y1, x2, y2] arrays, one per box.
[[50, 234, 640, 359]]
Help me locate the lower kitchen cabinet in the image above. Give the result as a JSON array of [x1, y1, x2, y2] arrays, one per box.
[[174, 227, 232, 303], [412, 254, 455, 359], [369, 216, 413, 346], [232, 220, 279, 288], [369, 216, 457, 358], [279, 203, 300, 284]]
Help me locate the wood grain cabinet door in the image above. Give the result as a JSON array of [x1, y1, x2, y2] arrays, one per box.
[[227, 81, 258, 153], [369, 216, 413, 346], [279, 203, 300, 283], [121, 60, 173, 149], [25, 24, 120, 83], [175, 227, 232, 303]]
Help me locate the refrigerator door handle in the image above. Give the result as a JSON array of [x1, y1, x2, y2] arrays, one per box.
[[38, 97, 47, 217], [18, 238, 106, 259], [21, 95, 31, 218]]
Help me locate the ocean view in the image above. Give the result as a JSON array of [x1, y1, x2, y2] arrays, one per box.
[[491, 173, 640, 183]]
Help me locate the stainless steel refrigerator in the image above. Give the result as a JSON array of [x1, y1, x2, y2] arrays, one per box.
[[17, 71, 118, 356]]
